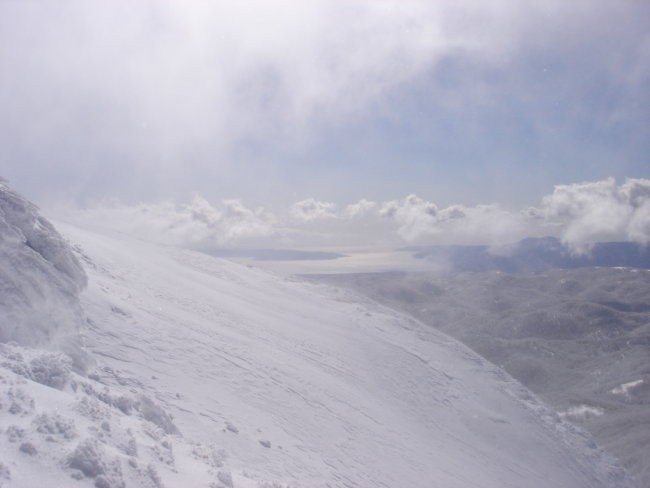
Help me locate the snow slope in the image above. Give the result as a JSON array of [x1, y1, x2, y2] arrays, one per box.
[[25, 220, 629, 488], [0, 184, 637, 487], [308, 269, 650, 485]]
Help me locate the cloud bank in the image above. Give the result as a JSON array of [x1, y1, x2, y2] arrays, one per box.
[[543, 178, 650, 252], [2, 1, 648, 205], [70, 196, 275, 248], [59, 178, 650, 255], [0, 0, 469, 200]]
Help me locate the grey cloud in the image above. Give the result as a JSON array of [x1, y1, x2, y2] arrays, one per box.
[[0, 1, 458, 192], [436, 205, 466, 221], [5, 1, 645, 203]]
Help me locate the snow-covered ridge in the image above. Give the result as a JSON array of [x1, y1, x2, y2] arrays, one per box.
[[0, 180, 87, 368]]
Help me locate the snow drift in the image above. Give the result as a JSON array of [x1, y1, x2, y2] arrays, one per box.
[[0, 179, 87, 367]]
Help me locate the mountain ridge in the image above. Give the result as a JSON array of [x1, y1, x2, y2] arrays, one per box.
[[402, 237, 650, 273]]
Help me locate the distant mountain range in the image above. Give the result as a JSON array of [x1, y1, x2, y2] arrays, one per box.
[[402, 237, 650, 272]]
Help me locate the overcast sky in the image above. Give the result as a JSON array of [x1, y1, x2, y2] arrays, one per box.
[[1, 1, 649, 250]]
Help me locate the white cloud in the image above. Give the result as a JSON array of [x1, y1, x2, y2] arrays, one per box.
[[68, 196, 275, 248], [541, 178, 650, 252], [376, 196, 531, 246], [60, 178, 650, 253], [445, 204, 532, 249], [379, 195, 439, 241], [342, 199, 377, 219], [290, 198, 337, 223]]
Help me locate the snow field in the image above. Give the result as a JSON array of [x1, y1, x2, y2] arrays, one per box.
[[53, 221, 636, 488]]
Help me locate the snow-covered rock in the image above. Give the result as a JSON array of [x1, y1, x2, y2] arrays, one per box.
[[0, 342, 228, 488], [0, 179, 87, 368]]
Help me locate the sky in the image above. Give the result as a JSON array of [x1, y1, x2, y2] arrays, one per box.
[[1, 1, 649, 253]]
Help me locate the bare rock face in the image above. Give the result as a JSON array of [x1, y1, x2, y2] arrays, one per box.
[[0, 178, 88, 369]]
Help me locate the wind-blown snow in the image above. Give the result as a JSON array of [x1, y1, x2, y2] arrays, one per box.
[[0, 180, 87, 368]]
